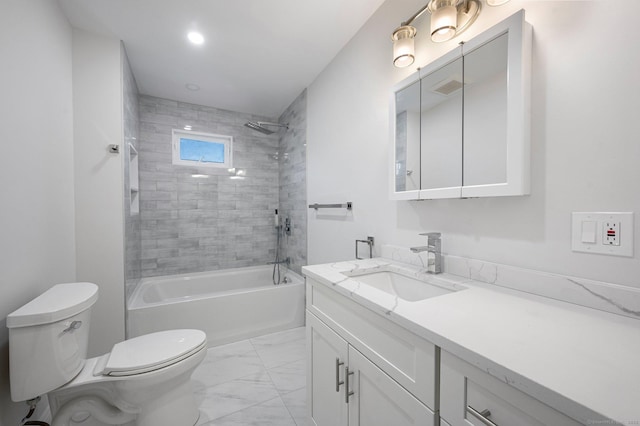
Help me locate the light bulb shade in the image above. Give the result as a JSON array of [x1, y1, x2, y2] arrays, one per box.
[[392, 26, 417, 68], [431, 4, 457, 42]]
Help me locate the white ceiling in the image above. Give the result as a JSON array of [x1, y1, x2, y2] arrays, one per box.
[[58, 0, 386, 118]]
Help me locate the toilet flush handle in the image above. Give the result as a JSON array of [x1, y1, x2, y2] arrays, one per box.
[[62, 321, 82, 334]]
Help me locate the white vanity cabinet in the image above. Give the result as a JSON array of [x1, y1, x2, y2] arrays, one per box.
[[306, 278, 438, 426], [307, 313, 348, 426], [440, 350, 582, 426], [308, 314, 434, 426], [390, 10, 532, 200]]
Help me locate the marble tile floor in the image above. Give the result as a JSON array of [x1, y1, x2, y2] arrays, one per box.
[[193, 327, 307, 426]]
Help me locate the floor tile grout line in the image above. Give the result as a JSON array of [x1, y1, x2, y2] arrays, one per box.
[[193, 363, 273, 393], [200, 357, 305, 392], [202, 391, 294, 424], [204, 338, 256, 355], [281, 387, 308, 426], [201, 347, 260, 366], [193, 327, 307, 425], [280, 392, 300, 426]]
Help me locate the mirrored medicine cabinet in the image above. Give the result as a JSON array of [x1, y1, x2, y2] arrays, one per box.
[[390, 10, 532, 200]]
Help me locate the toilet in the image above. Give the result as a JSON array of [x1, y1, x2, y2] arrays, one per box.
[[7, 282, 207, 426]]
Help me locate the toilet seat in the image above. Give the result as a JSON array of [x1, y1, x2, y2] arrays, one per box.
[[93, 329, 207, 377]]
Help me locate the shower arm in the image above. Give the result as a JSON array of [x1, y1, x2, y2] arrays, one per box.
[[256, 121, 289, 129]]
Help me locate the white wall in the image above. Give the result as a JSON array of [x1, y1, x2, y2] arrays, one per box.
[[307, 0, 640, 288], [0, 1, 75, 424], [72, 30, 126, 356]]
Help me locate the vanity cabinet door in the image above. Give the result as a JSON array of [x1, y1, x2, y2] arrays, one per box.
[[347, 346, 435, 426], [307, 312, 348, 426], [308, 310, 436, 426]]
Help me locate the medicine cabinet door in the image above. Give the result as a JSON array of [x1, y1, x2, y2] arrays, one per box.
[[462, 32, 508, 190], [391, 78, 421, 199], [419, 53, 463, 199], [461, 10, 531, 197]]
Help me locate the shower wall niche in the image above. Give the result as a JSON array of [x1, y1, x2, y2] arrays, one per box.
[[134, 94, 307, 278]]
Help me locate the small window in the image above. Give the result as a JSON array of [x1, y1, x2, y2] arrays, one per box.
[[172, 129, 232, 168]]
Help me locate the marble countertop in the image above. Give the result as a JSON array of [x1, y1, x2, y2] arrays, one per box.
[[302, 258, 640, 426]]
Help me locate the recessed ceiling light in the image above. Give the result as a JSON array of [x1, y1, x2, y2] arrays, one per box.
[[187, 31, 204, 45], [185, 83, 200, 91], [184, 125, 192, 130]]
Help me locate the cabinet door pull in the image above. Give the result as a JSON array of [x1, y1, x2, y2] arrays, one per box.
[[335, 358, 344, 392], [345, 366, 355, 403], [467, 405, 498, 426]]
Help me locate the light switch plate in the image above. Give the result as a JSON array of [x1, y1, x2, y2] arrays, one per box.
[[571, 212, 633, 257]]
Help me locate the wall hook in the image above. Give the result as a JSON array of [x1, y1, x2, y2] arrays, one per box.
[[108, 144, 120, 154]]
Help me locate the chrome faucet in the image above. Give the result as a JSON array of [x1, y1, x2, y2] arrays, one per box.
[[410, 232, 442, 274]]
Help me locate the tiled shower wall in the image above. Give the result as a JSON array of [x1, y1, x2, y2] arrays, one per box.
[[138, 96, 283, 277], [123, 49, 141, 300], [277, 90, 307, 275]]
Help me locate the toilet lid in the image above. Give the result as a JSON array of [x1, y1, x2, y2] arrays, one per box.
[[103, 329, 207, 376]]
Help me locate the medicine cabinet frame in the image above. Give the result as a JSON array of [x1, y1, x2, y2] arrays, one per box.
[[389, 10, 532, 200]]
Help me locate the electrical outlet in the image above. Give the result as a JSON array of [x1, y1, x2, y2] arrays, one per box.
[[571, 212, 633, 257], [603, 221, 621, 246]]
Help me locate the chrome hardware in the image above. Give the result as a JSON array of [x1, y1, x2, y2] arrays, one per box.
[[108, 144, 120, 153], [62, 320, 82, 334], [410, 232, 442, 274], [467, 405, 498, 426], [406, 169, 413, 176], [308, 202, 352, 210], [21, 396, 42, 424], [284, 217, 292, 236], [267, 257, 290, 266], [335, 358, 344, 392], [355, 236, 375, 259], [345, 366, 355, 403]]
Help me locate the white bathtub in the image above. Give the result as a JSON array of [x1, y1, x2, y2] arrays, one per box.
[[127, 265, 305, 347]]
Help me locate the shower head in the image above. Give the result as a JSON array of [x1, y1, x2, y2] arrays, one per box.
[[244, 121, 289, 135]]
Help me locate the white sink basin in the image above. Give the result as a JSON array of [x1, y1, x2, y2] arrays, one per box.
[[346, 271, 454, 302]]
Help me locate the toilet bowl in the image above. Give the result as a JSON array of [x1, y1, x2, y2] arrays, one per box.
[[7, 282, 207, 426]]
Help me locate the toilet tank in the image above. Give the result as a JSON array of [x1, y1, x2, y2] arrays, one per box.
[[7, 282, 98, 402]]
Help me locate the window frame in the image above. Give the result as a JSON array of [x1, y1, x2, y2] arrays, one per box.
[[171, 129, 233, 169]]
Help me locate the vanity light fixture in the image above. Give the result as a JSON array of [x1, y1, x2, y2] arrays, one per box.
[[393, 0, 501, 67], [392, 25, 418, 67], [429, 0, 458, 42]]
